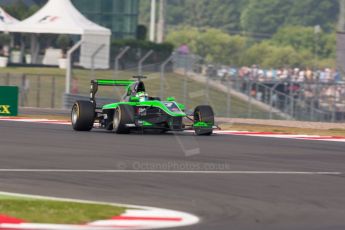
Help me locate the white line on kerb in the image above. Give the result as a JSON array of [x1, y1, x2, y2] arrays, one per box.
[[0, 169, 342, 175]]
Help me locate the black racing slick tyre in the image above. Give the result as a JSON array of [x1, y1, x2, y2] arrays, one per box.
[[71, 101, 95, 131], [113, 104, 135, 134], [194, 105, 214, 136]]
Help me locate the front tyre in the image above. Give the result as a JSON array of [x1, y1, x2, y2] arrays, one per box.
[[71, 101, 95, 131], [194, 105, 214, 136], [113, 104, 135, 134]]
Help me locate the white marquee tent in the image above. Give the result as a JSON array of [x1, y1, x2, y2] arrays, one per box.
[[8, 0, 111, 69], [0, 7, 19, 32]]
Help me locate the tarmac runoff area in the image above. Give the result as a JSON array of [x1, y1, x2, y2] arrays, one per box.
[[0, 117, 345, 229]]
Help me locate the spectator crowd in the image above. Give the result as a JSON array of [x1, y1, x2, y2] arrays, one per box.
[[207, 65, 345, 118], [215, 65, 342, 83]]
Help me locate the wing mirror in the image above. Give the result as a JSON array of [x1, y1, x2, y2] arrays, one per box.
[[166, 97, 175, 102], [130, 96, 140, 102], [178, 103, 185, 111]]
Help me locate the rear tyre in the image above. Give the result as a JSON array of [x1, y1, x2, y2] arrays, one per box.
[[71, 101, 95, 131], [113, 104, 135, 134], [194, 105, 214, 136]]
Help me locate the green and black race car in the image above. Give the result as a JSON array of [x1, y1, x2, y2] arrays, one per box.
[[71, 76, 216, 135]]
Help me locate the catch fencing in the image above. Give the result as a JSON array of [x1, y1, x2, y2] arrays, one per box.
[[0, 73, 63, 109], [175, 53, 345, 122], [1, 46, 344, 122]]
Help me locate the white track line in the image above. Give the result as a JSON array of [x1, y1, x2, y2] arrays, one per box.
[[0, 169, 342, 175]]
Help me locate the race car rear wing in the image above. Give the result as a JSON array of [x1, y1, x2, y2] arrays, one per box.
[[90, 79, 136, 105], [92, 79, 136, 87]]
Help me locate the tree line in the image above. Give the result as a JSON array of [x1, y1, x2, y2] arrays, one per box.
[[140, 0, 339, 68], [140, 0, 339, 36]]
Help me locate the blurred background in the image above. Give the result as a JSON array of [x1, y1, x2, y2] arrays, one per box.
[[0, 0, 344, 122]]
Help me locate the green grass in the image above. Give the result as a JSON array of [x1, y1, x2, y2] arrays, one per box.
[[0, 67, 65, 75], [0, 195, 125, 224], [0, 67, 269, 118], [0, 194, 33, 200]]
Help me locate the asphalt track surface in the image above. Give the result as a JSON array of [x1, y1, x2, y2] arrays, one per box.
[[1, 120, 345, 230]]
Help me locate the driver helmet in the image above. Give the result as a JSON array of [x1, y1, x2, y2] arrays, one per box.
[[136, 91, 149, 102]]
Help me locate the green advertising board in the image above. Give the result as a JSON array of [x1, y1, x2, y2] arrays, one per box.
[[0, 86, 18, 116]]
